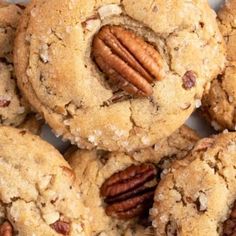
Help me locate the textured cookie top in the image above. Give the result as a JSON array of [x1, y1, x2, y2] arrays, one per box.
[[14, 0, 225, 151], [151, 133, 236, 236], [0, 3, 30, 127], [202, 0, 236, 130], [0, 126, 90, 235], [66, 125, 199, 236], [132, 125, 200, 164]]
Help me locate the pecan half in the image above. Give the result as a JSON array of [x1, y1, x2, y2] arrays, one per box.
[[92, 25, 163, 97], [223, 200, 236, 236], [0, 221, 13, 236], [50, 220, 70, 235], [100, 163, 158, 219]]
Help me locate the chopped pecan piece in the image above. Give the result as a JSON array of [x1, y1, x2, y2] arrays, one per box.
[[0, 100, 10, 108], [102, 91, 132, 106], [50, 220, 70, 235], [60, 166, 76, 182], [92, 25, 163, 97], [182, 71, 196, 90], [193, 138, 215, 152], [100, 163, 158, 219], [0, 221, 13, 236], [223, 200, 236, 236]]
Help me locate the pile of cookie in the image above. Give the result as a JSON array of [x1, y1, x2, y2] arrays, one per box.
[[0, 0, 235, 235]]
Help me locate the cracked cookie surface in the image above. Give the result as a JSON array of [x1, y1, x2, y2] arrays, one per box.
[[151, 133, 236, 236], [65, 125, 199, 236], [14, 0, 225, 151], [0, 126, 90, 235], [0, 3, 42, 134], [202, 0, 236, 131], [0, 3, 28, 127]]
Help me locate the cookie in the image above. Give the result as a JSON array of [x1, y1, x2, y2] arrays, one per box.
[[65, 125, 199, 235], [14, 0, 225, 151], [131, 125, 200, 164], [0, 3, 28, 126], [0, 3, 42, 133], [202, 0, 236, 131], [151, 133, 236, 236], [0, 126, 90, 235]]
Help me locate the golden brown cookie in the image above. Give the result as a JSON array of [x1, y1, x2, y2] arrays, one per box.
[[14, 0, 225, 151], [0, 126, 90, 235], [202, 0, 236, 131], [151, 133, 236, 236], [65, 125, 200, 235], [0, 3, 27, 126], [0, 3, 42, 134]]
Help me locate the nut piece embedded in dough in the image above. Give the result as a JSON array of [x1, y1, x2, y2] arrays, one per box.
[[0, 99, 11, 108], [223, 200, 236, 236], [100, 163, 158, 219], [50, 220, 70, 235], [182, 71, 197, 90], [91, 25, 163, 97], [0, 221, 13, 236]]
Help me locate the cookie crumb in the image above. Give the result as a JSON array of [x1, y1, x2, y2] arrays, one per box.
[[38, 175, 52, 191], [141, 136, 150, 145], [98, 4, 122, 19], [83, 19, 101, 32], [30, 8, 37, 17], [195, 99, 202, 108], [17, 107, 25, 114], [160, 215, 168, 223], [73, 223, 83, 233], [88, 135, 96, 143], [39, 44, 49, 63], [228, 96, 234, 103], [154, 193, 164, 201], [152, 220, 158, 228], [149, 208, 158, 216], [43, 212, 60, 225], [196, 192, 208, 212], [223, 129, 229, 134], [211, 120, 222, 131]]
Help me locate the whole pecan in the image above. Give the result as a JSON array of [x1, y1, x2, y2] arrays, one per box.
[[0, 221, 13, 236], [223, 200, 236, 236], [92, 25, 163, 97], [50, 220, 70, 235], [100, 163, 158, 219]]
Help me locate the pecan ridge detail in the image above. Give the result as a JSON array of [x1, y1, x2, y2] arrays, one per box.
[[100, 163, 158, 219], [92, 25, 163, 97]]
